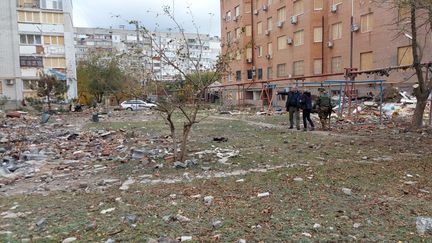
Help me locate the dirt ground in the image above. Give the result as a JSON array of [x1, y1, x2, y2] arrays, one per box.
[[0, 109, 431, 242]]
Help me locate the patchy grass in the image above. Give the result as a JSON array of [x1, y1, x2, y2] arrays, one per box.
[[1, 156, 431, 242], [1, 111, 432, 242]]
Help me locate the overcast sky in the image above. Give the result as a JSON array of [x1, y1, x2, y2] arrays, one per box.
[[72, 0, 221, 36]]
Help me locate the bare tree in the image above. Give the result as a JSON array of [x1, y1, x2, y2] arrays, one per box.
[[382, 0, 432, 127], [129, 6, 233, 162]]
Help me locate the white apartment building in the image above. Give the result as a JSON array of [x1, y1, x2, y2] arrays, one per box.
[[74, 27, 221, 82], [0, 0, 77, 104]]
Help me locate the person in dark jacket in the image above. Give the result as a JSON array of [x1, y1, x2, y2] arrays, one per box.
[[285, 87, 301, 130], [300, 91, 314, 131]]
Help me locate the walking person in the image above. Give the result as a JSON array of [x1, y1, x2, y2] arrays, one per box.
[[300, 91, 314, 131], [315, 87, 334, 130], [285, 87, 301, 130]]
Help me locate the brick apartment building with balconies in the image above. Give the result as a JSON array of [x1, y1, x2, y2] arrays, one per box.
[[220, 0, 432, 106]]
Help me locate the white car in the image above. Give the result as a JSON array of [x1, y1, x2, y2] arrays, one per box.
[[120, 100, 157, 111]]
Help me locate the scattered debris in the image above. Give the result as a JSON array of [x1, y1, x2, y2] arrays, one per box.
[[213, 137, 228, 143], [212, 220, 223, 229], [179, 236, 192, 242], [204, 196, 214, 206], [342, 188, 352, 196], [62, 237, 77, 243], [257, 192, 270, 198], [100, 208, 116, 214], [119, 178, 135, 191], [416, 217, 432, 235]]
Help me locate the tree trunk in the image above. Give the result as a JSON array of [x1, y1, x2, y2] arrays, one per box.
[[412, 92, 429, 127], [179, 124, 192, 162], [167, 113, 178, 161], [47, 95, 51, 111]]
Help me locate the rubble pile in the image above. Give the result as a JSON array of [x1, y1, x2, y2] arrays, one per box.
[[0, 113, 172, 188]]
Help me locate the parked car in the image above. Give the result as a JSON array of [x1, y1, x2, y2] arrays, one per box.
[[120, 100, 157, 111]]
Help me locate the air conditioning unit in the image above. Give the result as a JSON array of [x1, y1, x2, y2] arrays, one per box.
[[262, 4, 268, 11], [254, 9, 259, 15], [246, 58, 253, 63], [265, 30, 270, 36], [266, 54, 272, 59], [233, 16, 238, 22], [331, 4, 338, 13], [277, 21, 284, 28], [327, 41, 334, 48], [290, 15, 298, 25], [287, 37, 293, 45], [6, 79, 14, 85], [351, 24, 360, 32]]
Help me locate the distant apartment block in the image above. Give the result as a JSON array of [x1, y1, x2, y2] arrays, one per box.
[[0, 0, 77, 103], [74, 27, 221, 82], [220, 0, 432, 105]]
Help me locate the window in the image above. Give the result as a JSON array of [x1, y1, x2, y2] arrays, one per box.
[[332, 22, 342, 40], [361, 13, 373, 32], [246, 25, 252, 36], [267, 67, 273, 79], [40, 0, 63, 10], [294, 30, 304, 46], [267, 17, 273, 31], [398, 5, 411, 23], [277, 63, 286, 77], [314, 0, 323, 10], [332, 0, 342, 5], [293, 0, 304, 16], [226, 11, 232, 21], [244, 3, 251, 13], [227, 73, 233, 82], [257, 22, 263, 35], [17, 11, 41, 22], [277, 7, 286, 22], [42, 12, 64, 24], [277, 36, 286, 50], [293, 60, 304, 76], [20, 34, 42, 45], [20, 56, 43, 67], [246, 47, 252, 59], [236, 50, 241, 60], [235, 28, 241, 39], [258, 68, 263, 80], [360, 52, 373, 70], [23, 80, 38, 90], [247, 69, 253, 80], [235, 5, 240, 17], [268, 42, 273, 56], [44, 57, 66, 68], [255, 0, 262, 10], [227, 31, 232, 43], [313, 27, 323, 42], [236, 70, 242, 81], [258, 46, 263, 57], [314, 59, 323, 74], [331, 56, 342, 73], [44, 35, 64, 45], [397, 46, 413, 65], [17, 0, 39, 8]]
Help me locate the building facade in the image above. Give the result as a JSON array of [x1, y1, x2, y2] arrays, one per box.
[[0, 0, 77, 104], [74, 27, 221, 82], [220, 0, 432, 106]]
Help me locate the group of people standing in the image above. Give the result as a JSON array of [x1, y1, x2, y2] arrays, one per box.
[[280, 87, 334, 131]]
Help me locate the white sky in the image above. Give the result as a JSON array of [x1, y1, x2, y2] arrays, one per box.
[[72, 0, 221, 36]]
